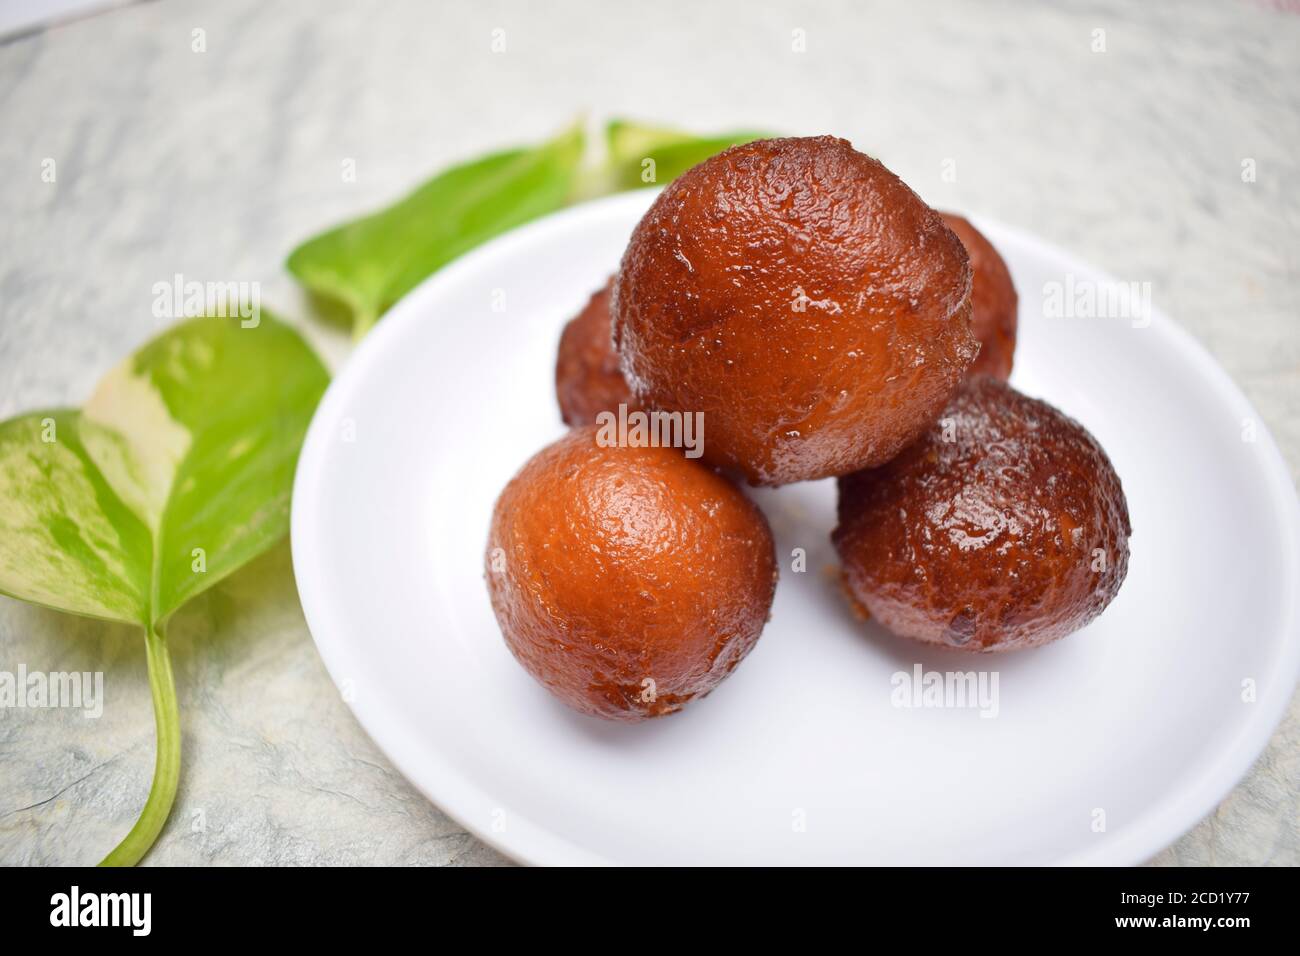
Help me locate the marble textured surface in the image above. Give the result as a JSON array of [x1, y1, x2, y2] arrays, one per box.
[[0, 0, 1296, 866]]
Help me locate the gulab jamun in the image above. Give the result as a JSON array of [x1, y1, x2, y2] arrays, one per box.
[[555, 278, 636, 426], [832, 377, 1131, 652], [940, 212, 1018, 381], [614, 135, 977, 486], [485, 426, 777, 720]]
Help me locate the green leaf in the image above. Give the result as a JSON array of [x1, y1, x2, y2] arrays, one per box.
[[287, 123, 586, 338], [0, 313, 329, 864], [601, 119, 771, 192], [0, 410, 150, 625], [285, 120, 773, 340]]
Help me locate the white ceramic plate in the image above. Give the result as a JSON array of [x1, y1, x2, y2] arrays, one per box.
[[291, 190, 1299, 866]]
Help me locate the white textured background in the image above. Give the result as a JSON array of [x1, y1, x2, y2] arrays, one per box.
[[0, 0, 1296, 865]]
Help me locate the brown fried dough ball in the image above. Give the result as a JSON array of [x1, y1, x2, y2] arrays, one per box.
[[614, 135, 977, 486], [940, 213, 1018, 381], [485, 426, 777, 720], [832, 377, 1130, 652], [555, 278, 636, 426]]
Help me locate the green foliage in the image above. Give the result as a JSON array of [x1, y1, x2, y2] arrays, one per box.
[[0, 314, 329, 864]]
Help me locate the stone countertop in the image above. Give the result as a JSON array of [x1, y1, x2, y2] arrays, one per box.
[[0, 0, 1296, 866]]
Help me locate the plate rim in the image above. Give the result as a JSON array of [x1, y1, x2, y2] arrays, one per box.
[[290, 189, 1300, 866]]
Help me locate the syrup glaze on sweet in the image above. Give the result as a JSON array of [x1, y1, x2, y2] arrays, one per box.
[[555, 278, 636, 426], [486, 427, 777, 719], [614, 136, 977, 486], [940, 212, 1018, 381], [833, 377, 1131, 652]]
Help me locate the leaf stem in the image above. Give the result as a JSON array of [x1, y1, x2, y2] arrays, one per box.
[[98, 624, 181, 866]]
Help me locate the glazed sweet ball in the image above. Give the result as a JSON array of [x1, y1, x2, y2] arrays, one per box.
[[832, 377, 1131, 652], [485, 426, 777, 720], [940, 212, 1018, 381], [614, 135, 977, 486], [554, 278, 636, 426]]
